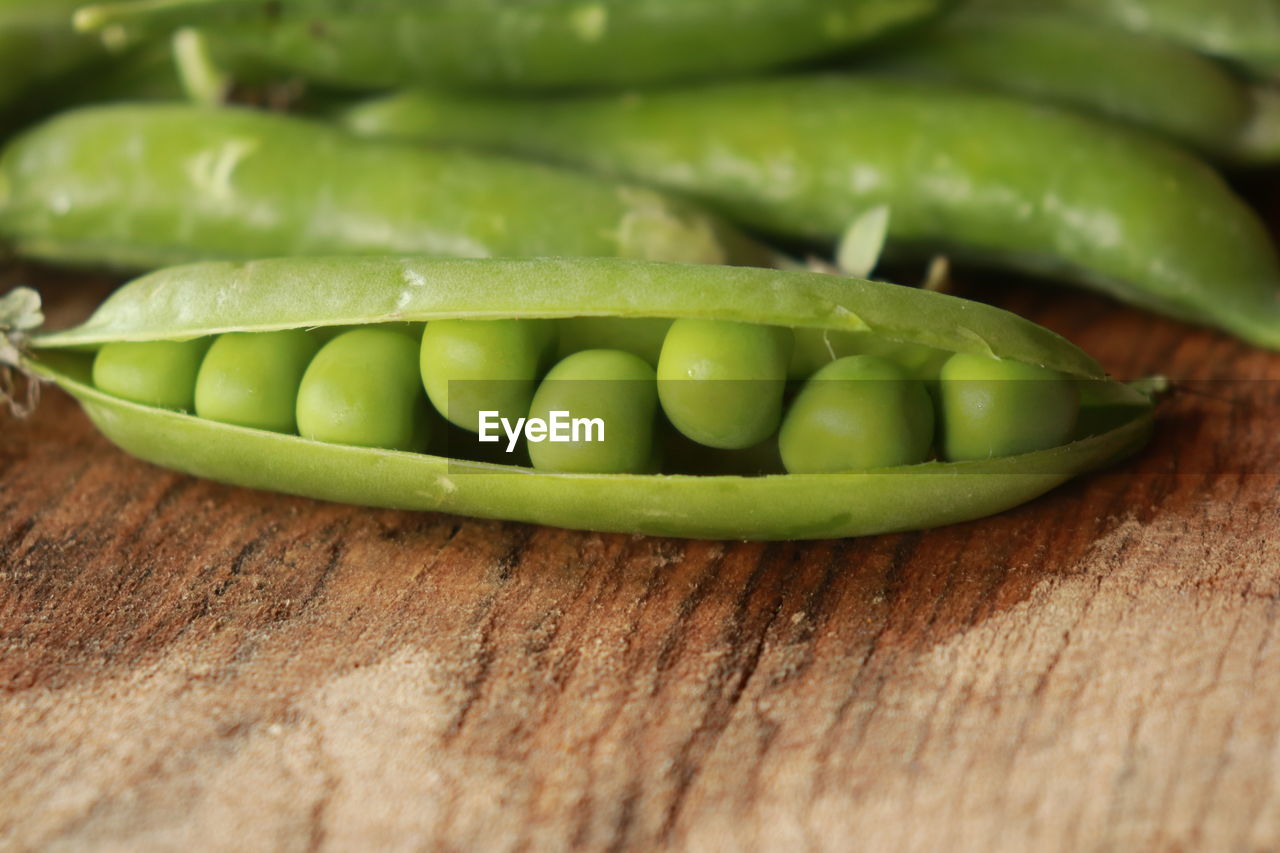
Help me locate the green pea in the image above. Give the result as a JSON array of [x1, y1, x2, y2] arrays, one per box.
[[420, 318, 556, 433], [92, 338, 211, 411], [657, 318, 792, 450], [194, 330, 321, 433], [557, 317, 674, 368], [296, 327, 429, 451], [526, 349, 657, 474], [779, 355, 934, 474], [938, 352, 1079, 461]]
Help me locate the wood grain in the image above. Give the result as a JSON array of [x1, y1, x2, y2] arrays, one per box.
[[3, 222, 1280, 851]]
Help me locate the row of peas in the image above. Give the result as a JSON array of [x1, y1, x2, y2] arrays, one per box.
[[89, 317, 1081, 476]]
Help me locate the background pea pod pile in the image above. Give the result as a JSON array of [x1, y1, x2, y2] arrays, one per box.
[[1, 0, 1277, 539]]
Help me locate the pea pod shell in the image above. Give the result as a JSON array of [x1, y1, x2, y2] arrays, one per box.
[[28, 257, 1151, 541], [75, 0, 948, 91], [341, 77, 1280, 349], [0, 0, 103, 113], [0, 103, 762, 270], [973, 0, 1280, 81], [862, 11, 1256, 159]]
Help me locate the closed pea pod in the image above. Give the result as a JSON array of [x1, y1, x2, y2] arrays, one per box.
[[343, 78, 1280, 348], [0, 0, 105, 118], [527, 349, 658, 475], [779, 355, 934, 474], [0, 103, 765, 271], [862, 10, 1270, 162], [12, 257, 1155, 541], [657, 319, 792, 450], [973, 0, 1280, 81], [296, 327, 430, 452], [195, 329, 320, 432], [74, 0, 948, 92]]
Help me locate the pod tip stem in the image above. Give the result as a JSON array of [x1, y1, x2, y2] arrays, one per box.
[[0, 287, 44, 418], [1129, 375, 1172, 401]]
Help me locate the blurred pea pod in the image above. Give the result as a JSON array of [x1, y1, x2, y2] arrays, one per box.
[[861, 9, 1280, 164], [972, 0, 1280, 82], [0, 0, 103, 114], [72, 0, 951, 92], [0, 103, 766, 270], [341, 77, 1280, 349]]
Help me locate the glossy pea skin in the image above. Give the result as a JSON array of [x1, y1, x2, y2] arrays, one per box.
[[938, 352, 1079, 461], [92, 338, 211, 411], [780, 355, 934, 474], [657, 319, 792, 450], [194, 329, 321, 433], [527, 349, 657, 475], [296, 327, 429, 451], [420, 319, 557, 433]]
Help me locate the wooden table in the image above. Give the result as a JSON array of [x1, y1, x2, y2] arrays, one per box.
[[3, 181, 1280, 850]]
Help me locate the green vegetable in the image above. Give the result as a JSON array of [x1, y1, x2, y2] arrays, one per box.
[[657, 318, 792, 450], [14, 257, 1155, 540], [195, 329, 320, 432], [420, 318, 557, 433], [937, 352, 1080, 461], [0, 103, 764, 271], [342, 77, 1280, 348], [73, 0, 948, 92], [0, 0, 103, 115], [296, 326, 430, 452], [779, 355, 934, 473], [863, 10, 1270, 161], [973, 0, 1280, 81], [527, 349, 658, 474], [92, 337, 211, 410]]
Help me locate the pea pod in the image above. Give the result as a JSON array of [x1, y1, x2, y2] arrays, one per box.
[[0, 0, 103, 115], [341, 78, 1280, 349], [0, 103, 764, 271], [973, 0, 1280, 82], [12, 257, 1154, 541], [73, 0, 948, 92], [862, 10, 1277, 162]]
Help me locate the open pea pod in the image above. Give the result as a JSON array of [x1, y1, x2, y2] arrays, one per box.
[[14, 257, 1154, 541]]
